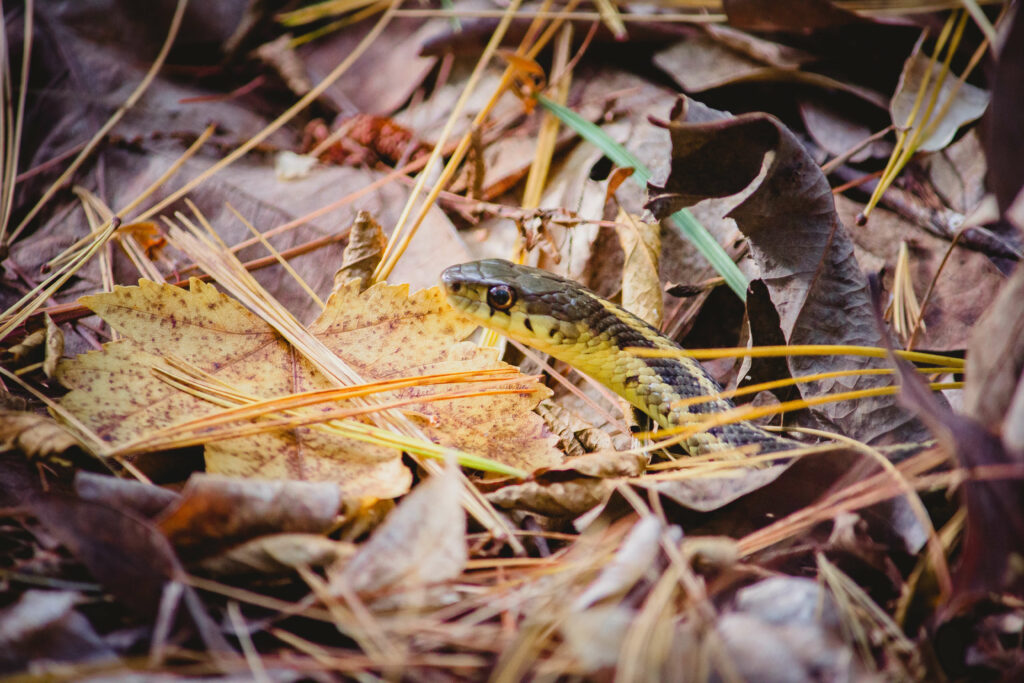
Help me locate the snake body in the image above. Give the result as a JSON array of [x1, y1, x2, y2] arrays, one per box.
[[441, 259, 796, 456]]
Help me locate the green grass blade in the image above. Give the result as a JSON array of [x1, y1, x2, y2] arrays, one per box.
[[537, 95, 748, 300]]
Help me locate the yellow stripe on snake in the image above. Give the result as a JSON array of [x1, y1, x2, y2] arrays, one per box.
[[441, 259, 797, 457]]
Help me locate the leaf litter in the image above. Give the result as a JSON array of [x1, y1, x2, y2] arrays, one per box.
[[1, 1, 1023, 680]]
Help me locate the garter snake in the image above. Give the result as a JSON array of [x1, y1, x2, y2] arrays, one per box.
[[441, 259, 797, 457]]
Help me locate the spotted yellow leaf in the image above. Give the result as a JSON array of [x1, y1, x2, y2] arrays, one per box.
[[58, 278, 560, 502]]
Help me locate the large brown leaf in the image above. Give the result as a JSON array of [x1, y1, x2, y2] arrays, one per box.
[[647, 97, 932, 446]]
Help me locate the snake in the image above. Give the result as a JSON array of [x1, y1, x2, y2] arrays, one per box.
[[441, 258, 797, 457]]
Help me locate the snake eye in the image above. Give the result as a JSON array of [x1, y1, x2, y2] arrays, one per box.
[[487, 284, 516, 310]]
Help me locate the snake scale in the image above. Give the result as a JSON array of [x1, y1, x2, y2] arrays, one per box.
[[441, 259, 797, 457]]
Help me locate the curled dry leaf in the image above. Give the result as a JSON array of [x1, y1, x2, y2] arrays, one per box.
[[330, 465, 466, 596], [75, 471, 179, 519], [156, 474, 342, 561], [6, 315, 67, 378], [486, 451, 647, 517], [0, 410, 80, 460], [647, 96, 933, 446], [198, 533, 354, 577], [56, 278, 559, 502], [43, 315, 63, 379], [535, 399, 613, 458]]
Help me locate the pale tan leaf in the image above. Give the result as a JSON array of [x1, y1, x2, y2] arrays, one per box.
[[333, 211, 387, 290], [573, 516, 665, 610], [616, 209, 663, 328], [57, 278, 409, 501], [0, 410, 80, 459]]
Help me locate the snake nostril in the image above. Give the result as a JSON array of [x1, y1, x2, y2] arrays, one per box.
[[449, 282, 461, 293]]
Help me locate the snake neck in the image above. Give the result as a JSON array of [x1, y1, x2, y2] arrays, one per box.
[[509, 296, 795, 457]]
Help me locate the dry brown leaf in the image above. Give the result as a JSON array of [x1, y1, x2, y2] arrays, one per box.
[[0, 410, 80, 459], [330, 464, 466, 596], [963, 263, 1024, 432], [616, 209, 663, 328], [836, 194, 1002, 351], [647, 97, 934, 446], [56, 278, 559, 501]]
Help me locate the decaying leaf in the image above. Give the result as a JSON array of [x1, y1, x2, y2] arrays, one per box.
[[891, 50, 989, 153], [647, 96, 933, 446], [963, 263, 1024, 432], [835, 194, 1002, 352], [26, 493, 181, 618], [56, 278, 559, 502], [535, 399, 613, 458]]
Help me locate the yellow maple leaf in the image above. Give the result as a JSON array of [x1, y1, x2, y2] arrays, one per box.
[[57, 278, 560, 502]]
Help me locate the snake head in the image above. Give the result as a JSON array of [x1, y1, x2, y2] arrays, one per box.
[[441, 259, 588, 344]]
